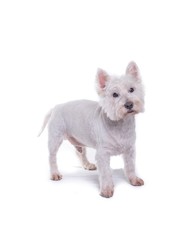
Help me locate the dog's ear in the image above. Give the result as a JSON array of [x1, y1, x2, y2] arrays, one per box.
[[96, 68, 109, 95], [126, 61, 141, 80]]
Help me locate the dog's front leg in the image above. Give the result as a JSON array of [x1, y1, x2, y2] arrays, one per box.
[[96, 149, 114, 198], [123, 146, 144, 186]]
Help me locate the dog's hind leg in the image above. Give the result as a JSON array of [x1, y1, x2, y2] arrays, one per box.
[[48, 131, 64, 181], [75, 146, 97, 170]]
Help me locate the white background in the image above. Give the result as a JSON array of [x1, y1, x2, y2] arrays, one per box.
[[0, 0, 192, 239]]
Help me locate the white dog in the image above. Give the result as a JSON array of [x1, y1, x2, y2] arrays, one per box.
[[39, 61, 145, 197]]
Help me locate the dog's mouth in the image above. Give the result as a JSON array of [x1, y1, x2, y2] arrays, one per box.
[[118, 108, 137, 120], [127, 110, 135, 114]]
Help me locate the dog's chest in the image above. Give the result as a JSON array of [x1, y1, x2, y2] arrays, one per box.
[[102, 118, 135, 155]]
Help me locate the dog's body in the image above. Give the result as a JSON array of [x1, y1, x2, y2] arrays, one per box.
[[39, 62, 145, 197]]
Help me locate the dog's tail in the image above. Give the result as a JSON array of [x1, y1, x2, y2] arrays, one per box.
[[37, 109, 53, 137]]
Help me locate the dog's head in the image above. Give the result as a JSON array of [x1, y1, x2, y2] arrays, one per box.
[[96, 61, 144, 121]]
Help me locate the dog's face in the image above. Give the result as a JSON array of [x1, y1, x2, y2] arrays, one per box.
[[96, 62, 144, 121]]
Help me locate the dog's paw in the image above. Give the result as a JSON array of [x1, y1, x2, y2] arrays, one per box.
[[84, 163, 97, 171], [100, 187, 114, 198], [51, 173, 63, 181], [130, 176, 144, 186]]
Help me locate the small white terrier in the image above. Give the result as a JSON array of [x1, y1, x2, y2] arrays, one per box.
[[39, 61, 145, 198]]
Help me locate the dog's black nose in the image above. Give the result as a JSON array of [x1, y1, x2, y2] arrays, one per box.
[[124, 102, 133, 110]]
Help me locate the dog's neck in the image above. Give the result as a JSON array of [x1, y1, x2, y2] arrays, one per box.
[[100, 107, 135, 129]]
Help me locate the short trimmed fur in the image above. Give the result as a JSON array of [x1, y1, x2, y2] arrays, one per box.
[[39, 61, 145, 198]]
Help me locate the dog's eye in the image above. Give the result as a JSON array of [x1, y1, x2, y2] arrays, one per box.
[[113, 92, 119, 98], [129, 88, 134, 93]]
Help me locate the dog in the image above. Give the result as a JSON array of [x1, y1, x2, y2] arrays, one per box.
[[38, 61, 145, 198]]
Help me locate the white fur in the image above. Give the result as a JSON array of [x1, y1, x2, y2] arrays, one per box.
[[39, 61, 145, 198]]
